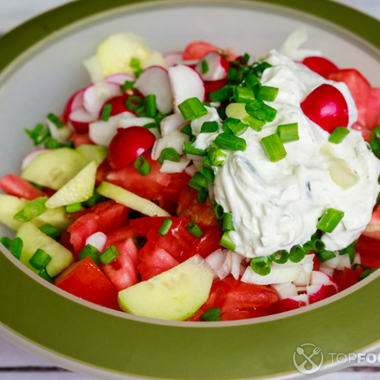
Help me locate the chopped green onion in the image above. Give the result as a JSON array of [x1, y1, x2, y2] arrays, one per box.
[[339, 243, 356, 264], [222, 213, 235, 231], [200, 156, 215, 182], [203, 102, 211, 107], [200, 307, 222, 321], [317, 208, 344, 233], [130, 58, 140, 68], [198, 189, 208, 204], [270, 250, 289, 264], [201, 121, 218, 133], [220, 231, 236, 251], [178, 97, 208, 120], [0, 236, 23, 260], [134, 156, 151, 176], [214, 204, 224, 219], [261, 133, 287, 162], [289, 245, 306, 263], [183, 142, 207, 156], [252, 61, 272, 77], [243, 115, 266, 131], [208, 147, 227, 166], [215, 133, 246, 151], [359, 268, 378, 281], [257, 86, 279, 102], [99, 245, 120, 265], [313, 239, 326, 253], [315, 250, 336, 263], [250, 256, 272, 276], [25, 123, 51, 146], [65, 202, 84, 214], [241, 53, 250, 64], [277, 123, 299, 143], [31, 182, 44, 191], [185, 222, 204, 238], [125, 95, 143, 111], [44, 139, 62, 149], [47, 113, 63, 129], [120, 80, 134, 92], [223, 118, 248, 136], [101, 104, 113, 121], [135, 104, 146, 117], [245, 73, 261, 89], [143, 122, 157, 129], [86, 191, 106, 208], [132, 236, 147, 248], [228, 68, 238, 83], [39, 224, 61, 239], [245, 99, 264, 114], [247, 103, 277, 122], [209, 85, 234, 102], [78, 244, 101, 265], [188, 172, 208, 192], [233, 86, 256, 103], [29, 248, 52, 270], [157, 218, 173, 236], [14, 197, 48, 223], [158, 148, 181, 165], [134, 68, 143, 78], [328, 127, 350, 144], [145, 94, 157, 117], [370, 126, 380, 159], [217, 107, 226, 120], [39, 268, 53, 283], [201, 60, 209, 74], [180, 124, 193, 137]]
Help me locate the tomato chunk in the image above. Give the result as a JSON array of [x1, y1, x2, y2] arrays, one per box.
[[108, 127, 156, 171], [268, 298, 306, 315], [302, 56, 338, 79], [301, 84, 349, 133], [0, 173, 47, 200], [355, 235, 380, 269], [334, 267, 363, 292], [70, 133, 95, 148], [55, 256, 120, 310]]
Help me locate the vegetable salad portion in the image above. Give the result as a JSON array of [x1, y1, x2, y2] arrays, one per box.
[[1, 30, 380, 321]]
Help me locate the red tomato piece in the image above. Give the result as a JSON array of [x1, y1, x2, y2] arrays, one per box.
[[70, 133, 95, 148], [177, 186, 218, 228], [183, 41, 218, 61], [156, 171, 191, 202], [335, 267, 363, 292], [108, 127, 156, 171], [221, 307, 269, 321], [362, 206, 380, 240], [355, 235, 380, 269], [366, 87, 380, 129], [180, 226, 222, 262], [302, 56, 338, 79], [129, 216, 165, 237], [301, 84, 349, 133], [0, 173, 47, 200], [268, 298, 306, 315], [106, 151, 171, 200], [139, 240, 179, 281], [100, 227, 139, 291], [327, 69, 371, 127], [55, 256, 120, 310], [68, 200, 129, 254], [96, 158, 112, 185], [308, 284, 337, 304]]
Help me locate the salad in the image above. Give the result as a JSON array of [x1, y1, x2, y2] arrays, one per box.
[[1, 30, 380, 321]]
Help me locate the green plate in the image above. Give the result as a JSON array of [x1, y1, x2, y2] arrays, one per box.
[[1, 1, 380, 379]]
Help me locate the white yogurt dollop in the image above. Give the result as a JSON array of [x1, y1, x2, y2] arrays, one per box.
[[213, 50, 380, 258]]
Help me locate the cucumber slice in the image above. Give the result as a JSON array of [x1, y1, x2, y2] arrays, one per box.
[[76, 144, 108, 165], [17, 222, 74, 277], [21, 148, 88, 190], [0, 195, 71, 231], [46, 161, 97, 208], [118, 255, 214, 320], [97, 181, 170, 217]]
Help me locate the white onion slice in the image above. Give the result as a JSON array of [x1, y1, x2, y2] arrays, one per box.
[[160, 113, 187, 136], [151, 131, 189, 161], [271, 282, 298, 300], [185, 164, 198, 177], [85, 232, 107, 252], [160, 156, 190, 173]]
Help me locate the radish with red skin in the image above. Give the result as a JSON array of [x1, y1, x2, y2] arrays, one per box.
[[107, 127, 156, 170], [301, 83, 349, 133], [164, 51, 183, 68], [134, 66, 173, 114], [306, 270, 338, 304], [182, 41, 218, 61], [68, 108, 97, 134], [366, 87, 380, 129], [100, 94, 135, 118], [195, 51, 229, 81], [168, 64, 206, 112], [106, 73, 135, 85], [63, 89, 85, 123], [302, 56, 338, 79]]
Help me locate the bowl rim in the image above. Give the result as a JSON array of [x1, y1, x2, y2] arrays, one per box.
[[1, 0, 380, 379]]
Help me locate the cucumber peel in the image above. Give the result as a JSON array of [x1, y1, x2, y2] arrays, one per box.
[[118, 255, 214, 320], [46, 161, 97, 208]]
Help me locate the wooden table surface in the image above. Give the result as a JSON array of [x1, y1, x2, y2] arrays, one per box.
[[0, 0, 380, 379]]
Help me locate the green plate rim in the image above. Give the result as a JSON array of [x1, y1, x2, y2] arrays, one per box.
[[1, 0, 380, 379]]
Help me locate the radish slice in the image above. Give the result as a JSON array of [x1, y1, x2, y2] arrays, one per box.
[[195, 51, 228, 81], [309, 270, 338, 292], [63, 89, 85, 122], [289, 294, 309, 305], [83, 83, 121, 117], [89, 111, 135, 146], [118, 117, 161, 139], [168, 64, 206, 112], [160, 156, 190, 173], [134, 66, 173, 114], [271, 282, 298, 300], [86, 231, 107, 252], [319, 266, 334, 277], [21, 149, 51, 170], [107, 73, 135, 85], [151, 131, 189, 160], [68, 108, 98, 134], [160, 113, 187, 136], [185, 164, 198, 177], [307, 284, 337, 304], [164, 51, 183, 68]]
